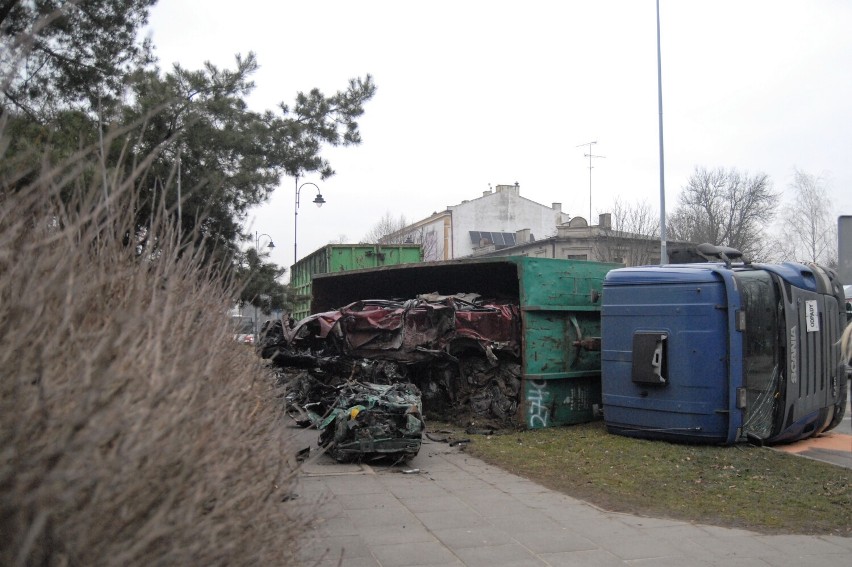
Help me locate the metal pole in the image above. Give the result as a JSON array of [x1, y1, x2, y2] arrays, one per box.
[[576, 141, 604, 230], [252, 231, 275, 342], [294, 175, 299, 266], [293, 178, 324, 266], [657, 0, 668, 264], [588, 151, 593, 225]]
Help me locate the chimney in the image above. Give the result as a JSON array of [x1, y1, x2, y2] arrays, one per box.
[[599, 213, 612, 229], [552, 202, 562, 212], [515, 228, 531, 244], [494, 183, 520, 197]]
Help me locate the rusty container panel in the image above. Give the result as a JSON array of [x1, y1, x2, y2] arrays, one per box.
[[291, 244, 423, 320], [310, 256, 619, 429]]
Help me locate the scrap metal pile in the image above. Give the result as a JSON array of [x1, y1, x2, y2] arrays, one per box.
[[284, 374, 425, 462], [261, 293, 524, 460]]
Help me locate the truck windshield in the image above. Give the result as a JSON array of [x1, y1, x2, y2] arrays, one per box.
[[735, 270, 784, 439]]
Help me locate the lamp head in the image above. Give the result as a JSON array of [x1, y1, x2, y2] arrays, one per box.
[[313, 193, 326, 207]]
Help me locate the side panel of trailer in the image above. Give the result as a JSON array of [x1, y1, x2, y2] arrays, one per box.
[[291, 244, 423, 320]]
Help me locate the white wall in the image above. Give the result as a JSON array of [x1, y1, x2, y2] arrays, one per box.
[[449, 185, 569, 258]]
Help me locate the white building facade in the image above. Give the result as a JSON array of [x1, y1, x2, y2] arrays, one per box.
[[384, 183, 570, 261]]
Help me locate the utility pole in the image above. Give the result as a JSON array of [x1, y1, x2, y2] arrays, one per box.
[[656, 0, 668, 264], [576, 141, 605, 228]]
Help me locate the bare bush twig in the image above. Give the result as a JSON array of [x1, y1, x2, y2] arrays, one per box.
[[0, 123, 311, 566]]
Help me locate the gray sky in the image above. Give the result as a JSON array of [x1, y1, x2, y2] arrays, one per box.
[[146, 0, 852, 270]]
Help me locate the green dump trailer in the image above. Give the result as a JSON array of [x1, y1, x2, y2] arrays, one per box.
[[291, 244, 423, 320], [310, 256, 620, 428]]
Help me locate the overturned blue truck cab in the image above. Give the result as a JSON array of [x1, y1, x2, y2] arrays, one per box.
[[601, 244, 848, 445]]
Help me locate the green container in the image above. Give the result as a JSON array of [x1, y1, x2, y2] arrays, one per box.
[[310, 256, 620, 428], [291, 244, 423, 320]]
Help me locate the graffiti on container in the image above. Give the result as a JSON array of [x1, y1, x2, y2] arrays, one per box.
[[527, 379, 550, 428]]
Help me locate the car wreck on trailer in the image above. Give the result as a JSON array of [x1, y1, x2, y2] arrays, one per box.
[[262, 257, 617, 434], [265, 293, 524, 437]]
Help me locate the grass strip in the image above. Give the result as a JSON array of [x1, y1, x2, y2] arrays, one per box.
[[435, 421, 851, 536]]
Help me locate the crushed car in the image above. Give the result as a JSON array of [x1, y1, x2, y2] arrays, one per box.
[[262, 293, 525, 433], [278, 370, 424, 463], [316, 381, 424, 462]]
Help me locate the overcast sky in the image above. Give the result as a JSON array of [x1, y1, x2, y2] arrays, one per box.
[[146, 0, 852, 270]]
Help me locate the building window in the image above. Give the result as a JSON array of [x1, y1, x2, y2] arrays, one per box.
[[566, 254, 588, 260]]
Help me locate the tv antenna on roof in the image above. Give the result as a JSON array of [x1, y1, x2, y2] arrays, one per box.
[[576, 141, 605, 228]]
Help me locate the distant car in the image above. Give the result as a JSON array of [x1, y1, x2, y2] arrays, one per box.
[[233, 333, 255, 345]]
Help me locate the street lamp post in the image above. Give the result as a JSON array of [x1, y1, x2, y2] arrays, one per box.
[[254, 231, 275, 341], [656, 0, 668, 264], [294, 175, 326, 265]]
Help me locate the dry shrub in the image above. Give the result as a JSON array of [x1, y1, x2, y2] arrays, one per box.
[[0, 137, 310, 565]]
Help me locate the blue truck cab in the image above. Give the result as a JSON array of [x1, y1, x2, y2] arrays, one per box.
[[601, 245, 848, 444]]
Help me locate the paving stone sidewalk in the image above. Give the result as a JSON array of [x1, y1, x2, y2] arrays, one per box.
[[289, 425, 852, 567]]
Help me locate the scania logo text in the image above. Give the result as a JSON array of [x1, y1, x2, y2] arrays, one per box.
[[789, 325, 798, 384]]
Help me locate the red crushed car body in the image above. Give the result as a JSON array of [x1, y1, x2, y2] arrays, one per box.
[[283, 295, 520, 360]]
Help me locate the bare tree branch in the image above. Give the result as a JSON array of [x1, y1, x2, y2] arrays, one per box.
[[775, 169, 837, 266], [364, 211, 436, 260], [594, 198, 660, 266], [668, 166, 780, 259]]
